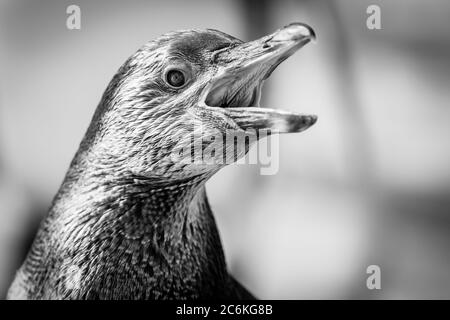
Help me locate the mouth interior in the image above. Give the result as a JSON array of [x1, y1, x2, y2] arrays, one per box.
[[204, 71, 264, 109], [203, 41, 306, 110]]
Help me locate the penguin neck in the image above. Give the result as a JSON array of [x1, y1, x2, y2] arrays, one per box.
[[58, 166, 213, 229], [45, 168, 230, 297], [56, 168, 224, 253]]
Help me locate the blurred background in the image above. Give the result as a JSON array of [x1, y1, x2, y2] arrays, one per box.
[[1, 0, 450, 299]]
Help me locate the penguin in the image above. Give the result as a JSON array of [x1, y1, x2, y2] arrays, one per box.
[[8, 23, 316, 299]]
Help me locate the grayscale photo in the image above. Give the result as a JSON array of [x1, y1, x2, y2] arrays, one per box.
[[0, 0, 449, 306]]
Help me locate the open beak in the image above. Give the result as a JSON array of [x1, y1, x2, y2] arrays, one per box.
[[201, 22, 317, 134]]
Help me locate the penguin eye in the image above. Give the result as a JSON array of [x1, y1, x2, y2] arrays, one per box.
[[165, 69, 186, 88]]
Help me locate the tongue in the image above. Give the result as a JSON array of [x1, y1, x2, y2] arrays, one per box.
[[223, 107, 317, 133]]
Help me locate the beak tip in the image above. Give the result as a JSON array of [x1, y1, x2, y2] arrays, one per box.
[[286, 114, 318, 133], [274, 22, 316, 42], [309, 115, 318, 126]]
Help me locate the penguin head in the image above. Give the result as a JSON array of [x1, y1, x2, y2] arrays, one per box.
[[86, 24, 316, 180]]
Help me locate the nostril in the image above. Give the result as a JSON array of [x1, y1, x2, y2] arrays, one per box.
[[262, 35, 274, 49]]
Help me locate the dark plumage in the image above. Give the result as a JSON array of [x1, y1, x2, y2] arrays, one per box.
[[8, 23, 316, 299]]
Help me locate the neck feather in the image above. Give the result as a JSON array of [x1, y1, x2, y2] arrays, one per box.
[[23, 163, 228, 298]]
